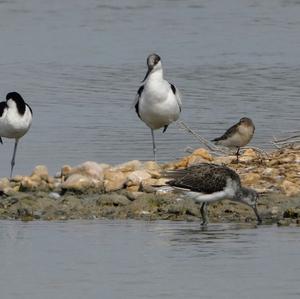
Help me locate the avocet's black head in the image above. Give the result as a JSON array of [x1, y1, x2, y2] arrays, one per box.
[[142, 53, 161, 82], [6, 91, 25, 102], [6, 92, 26, 115]]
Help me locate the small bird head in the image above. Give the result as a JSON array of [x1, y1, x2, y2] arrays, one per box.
[[147, 53, 161, 69], [142, 53, 161, 82], [238, 187, 261, 223], [239, 117, 254, 126]]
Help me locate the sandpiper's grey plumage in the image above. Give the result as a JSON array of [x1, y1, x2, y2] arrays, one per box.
[[0, 92, 32, 178], [212, 117, 255, 162], [162, 163, 261, 225], [134, 53, 182, 161]]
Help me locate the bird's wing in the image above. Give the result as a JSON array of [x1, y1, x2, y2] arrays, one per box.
[[132, 85, 144, 119], [170, 83, 182, 112], [163, 163, 239, 193], [0, 101, 7, 118], [26, 103, 33, 115], [212, 121, 239, 142]]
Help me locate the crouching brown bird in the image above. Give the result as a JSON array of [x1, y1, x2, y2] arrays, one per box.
[[161, 163, 261, 226]]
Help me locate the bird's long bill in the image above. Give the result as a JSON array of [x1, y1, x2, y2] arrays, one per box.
[[252, 205, 262, 224], [142, 68, 151, 82]]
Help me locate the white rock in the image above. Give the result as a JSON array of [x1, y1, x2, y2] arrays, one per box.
[[127, 170, 152, 186]]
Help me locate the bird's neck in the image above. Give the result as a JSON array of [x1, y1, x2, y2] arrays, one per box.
[[234, 187, 252, 205], [148, 68, 164, 82]]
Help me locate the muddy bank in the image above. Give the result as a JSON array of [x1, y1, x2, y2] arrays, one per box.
[[0, 146, 299, 225], [0, 189, 300, 226]]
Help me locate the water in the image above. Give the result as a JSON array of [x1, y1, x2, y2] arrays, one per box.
[[0, 220, 300, 299], [0, 0, 299, 176]]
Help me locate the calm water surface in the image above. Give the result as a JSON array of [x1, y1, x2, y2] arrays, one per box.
[[0, 0, 299, 176], [1, 2, 299, 298], [0, 220, 300, 299]]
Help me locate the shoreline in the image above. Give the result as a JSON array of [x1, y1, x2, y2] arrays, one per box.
[[0, 146, 299, 225]]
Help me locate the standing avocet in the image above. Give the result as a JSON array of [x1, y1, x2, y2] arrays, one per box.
[[134, 53, 182, 161], [0, 92, 32, 178]]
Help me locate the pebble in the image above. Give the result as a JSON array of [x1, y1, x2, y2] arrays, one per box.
[[49, 192, 61, 200]]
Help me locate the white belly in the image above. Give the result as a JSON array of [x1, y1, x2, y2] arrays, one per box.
[[219, 126, 254, 148], [139, 84, 180, 129], [0, 107, 32, 139]]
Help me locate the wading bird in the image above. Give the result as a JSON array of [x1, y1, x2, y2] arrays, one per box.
[[162, 163, 261, 225], [0, 92, 32, 178], [134, 53, 182, 161]]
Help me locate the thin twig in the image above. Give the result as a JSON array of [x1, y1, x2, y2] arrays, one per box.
[[272, 133, 300, 149], [176, 120, 228, 154], [275, 140, 300, 146], [273, 135, 300, 143], [286, 130, 300, 135], [271, 141, 281, 149]]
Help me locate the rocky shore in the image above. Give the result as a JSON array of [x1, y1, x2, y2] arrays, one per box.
[[0, 146, 299, 225]]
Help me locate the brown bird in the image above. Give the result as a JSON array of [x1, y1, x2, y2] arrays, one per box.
[[212, 117, 255, 162], [161, 163, 261, 226]]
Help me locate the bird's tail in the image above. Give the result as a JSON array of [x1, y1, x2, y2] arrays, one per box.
[[211, 137, 222, 143], [162, 125, 168, 133]]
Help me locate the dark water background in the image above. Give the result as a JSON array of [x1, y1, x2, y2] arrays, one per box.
[[0, 0, 299, 176]]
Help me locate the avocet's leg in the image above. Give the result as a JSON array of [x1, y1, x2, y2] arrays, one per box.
[[10, 139, 19, 179], [200, 202, 208, 226], [151, 129, 157, 161]]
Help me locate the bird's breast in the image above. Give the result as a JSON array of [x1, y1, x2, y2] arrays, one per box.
[[0, 106, 32, 139], [138, 81, 180, 129]]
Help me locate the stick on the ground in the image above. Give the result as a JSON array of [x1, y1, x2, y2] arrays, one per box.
[[273, 135, 300, 143], [272, 133, 300, 149], [176, 120, 229, 154]]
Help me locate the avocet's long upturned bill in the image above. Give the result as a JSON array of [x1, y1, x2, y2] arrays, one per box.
[[134, 53, 182, 161], [0, 92, 32, 178], [212, 117, 255, 162], [162, 163, 261, 225]]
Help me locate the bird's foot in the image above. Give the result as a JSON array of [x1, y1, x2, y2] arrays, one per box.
[[201, 221, 208, 227]]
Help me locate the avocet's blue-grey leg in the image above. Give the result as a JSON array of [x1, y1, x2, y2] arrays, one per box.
[[200, 202, 208, 226], [10, 139, 19, 178], [151, 129, 157, 161]]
